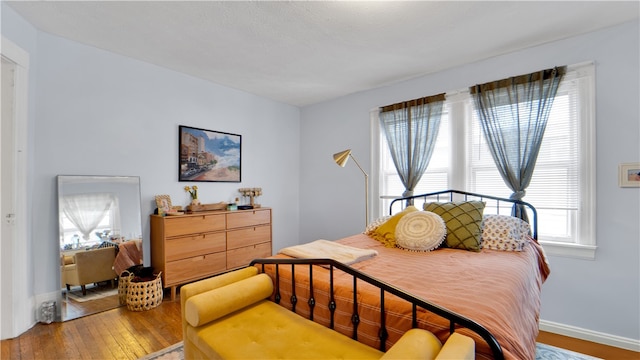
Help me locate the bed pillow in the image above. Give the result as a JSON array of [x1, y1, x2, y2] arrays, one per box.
[[395, 211, 447, 252], [369, 206, 418, 248], [363, 215, 391, 234], [423, 201, 485, 252], [481, 214, 531, 251]]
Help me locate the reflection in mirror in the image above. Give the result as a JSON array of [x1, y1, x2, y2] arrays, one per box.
[[58, 175, 143, 321]]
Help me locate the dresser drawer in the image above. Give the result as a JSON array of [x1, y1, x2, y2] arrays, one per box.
[[227, 225, 271, 250], [165, 232, 226, 262], [226, 209, 270, 229], [164, 214, 225, 237], [165, 252, 226, 286], [226, 242, 271, 269]]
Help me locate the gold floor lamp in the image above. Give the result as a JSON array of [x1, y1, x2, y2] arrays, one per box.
[[333, 149, 369, 227]]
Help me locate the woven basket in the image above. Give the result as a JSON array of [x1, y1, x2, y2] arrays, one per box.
[[126, 272, 163, 311], [118, 270, 132, 306]]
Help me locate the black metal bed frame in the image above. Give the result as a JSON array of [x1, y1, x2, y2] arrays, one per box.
[[249, 190, 541, 360], [389, 189, 538, 240], [250, 258, 504, 360]]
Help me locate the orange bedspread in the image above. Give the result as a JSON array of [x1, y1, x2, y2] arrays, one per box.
[[265, 233, 549, 360]]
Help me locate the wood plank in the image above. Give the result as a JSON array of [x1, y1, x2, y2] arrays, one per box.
[[61, 320, 93, 359], [2, 297, 637, 360], [101, 314, 138, 358], [537, 330, 639, 360]]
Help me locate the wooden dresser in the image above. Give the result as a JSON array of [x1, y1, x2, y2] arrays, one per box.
[[150, 208, 272, 300]]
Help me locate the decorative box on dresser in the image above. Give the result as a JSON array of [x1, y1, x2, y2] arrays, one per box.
[[150, 208, 272, 300]]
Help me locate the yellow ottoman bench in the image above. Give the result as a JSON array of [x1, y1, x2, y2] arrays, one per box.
[[181, 267, 474, 360]]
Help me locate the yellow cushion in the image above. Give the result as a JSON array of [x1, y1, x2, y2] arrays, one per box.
[[187, 300, 383, 359], [181, 266, 259, 301], [369, 206, 418, 248], [435, 332, 475, 360], [185, 273, 273, 327], [380, 328, 442, 360]]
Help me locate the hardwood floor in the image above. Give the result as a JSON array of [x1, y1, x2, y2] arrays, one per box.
[[537, 330, 639, 360], [1, 298, 182, 360], [62, 282, 121, 321], [2, 297, 638, 359]]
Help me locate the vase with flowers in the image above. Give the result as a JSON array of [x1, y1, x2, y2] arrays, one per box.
[[184, 186, 200, 206]]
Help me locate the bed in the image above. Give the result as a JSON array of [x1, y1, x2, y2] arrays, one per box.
[[251, 190, 550, 360]]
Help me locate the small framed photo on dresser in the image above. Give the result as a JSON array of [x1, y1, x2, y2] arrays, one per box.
[[155, 195, 172, 216]]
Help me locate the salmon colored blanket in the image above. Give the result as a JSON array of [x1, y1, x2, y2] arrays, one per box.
[[265, 233, 549, 360], [114, 240, 143, 276]]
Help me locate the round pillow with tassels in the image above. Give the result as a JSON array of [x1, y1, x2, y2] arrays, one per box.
[[395, 211, 447, 252]]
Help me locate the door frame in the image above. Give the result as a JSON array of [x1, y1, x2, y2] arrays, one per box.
[[1, 35, 31, 339]]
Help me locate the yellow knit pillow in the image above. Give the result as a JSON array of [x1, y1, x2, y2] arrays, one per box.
[[185, 273, 273, 327], [369, 206, 418, 248]]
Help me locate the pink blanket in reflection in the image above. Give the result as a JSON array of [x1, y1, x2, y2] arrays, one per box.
[[114, 240, 143, 276]]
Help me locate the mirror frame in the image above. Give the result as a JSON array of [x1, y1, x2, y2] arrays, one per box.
[[57, 175, 143, 321]]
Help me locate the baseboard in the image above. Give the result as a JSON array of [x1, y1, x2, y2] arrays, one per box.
[[539, 320, 640, 352]]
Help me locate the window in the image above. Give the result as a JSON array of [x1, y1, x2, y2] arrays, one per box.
[[59, 193, 122, 250], [374, 63, 596, 259], [60, 210, 113, 249]]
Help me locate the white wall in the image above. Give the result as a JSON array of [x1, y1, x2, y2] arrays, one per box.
[[2, 3, 301, 334], [31, 31, 302, 292], [300, 20, 640, 344]]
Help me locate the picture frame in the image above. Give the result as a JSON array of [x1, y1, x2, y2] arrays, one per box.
[[179, 125, 241, 182], [618, 162, 640, 187], [155, 195, 172, 216]]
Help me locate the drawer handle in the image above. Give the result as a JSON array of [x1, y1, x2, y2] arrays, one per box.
[[192, 256, 204, 262]]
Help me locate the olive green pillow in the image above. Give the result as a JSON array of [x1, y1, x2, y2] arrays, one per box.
[[423, 201, 485, 252]]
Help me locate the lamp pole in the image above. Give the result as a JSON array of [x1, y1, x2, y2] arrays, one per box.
[[347, 154, 369, 227], [333, 149, 370, 228]]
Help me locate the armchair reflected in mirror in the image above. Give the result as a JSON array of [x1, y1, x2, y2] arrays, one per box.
[[58, 175, 144, 321]]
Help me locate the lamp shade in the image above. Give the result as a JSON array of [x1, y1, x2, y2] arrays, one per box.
[[333, 149, 352, 167]]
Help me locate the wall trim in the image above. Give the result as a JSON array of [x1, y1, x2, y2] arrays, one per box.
[[540, 320, 640, 352], [0, 35, 32, 340]]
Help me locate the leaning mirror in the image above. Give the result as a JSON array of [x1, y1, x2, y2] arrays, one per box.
[[58, 175, 143, 321]]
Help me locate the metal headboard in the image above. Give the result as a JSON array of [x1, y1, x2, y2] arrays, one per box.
[[389, 189, 538, 240]]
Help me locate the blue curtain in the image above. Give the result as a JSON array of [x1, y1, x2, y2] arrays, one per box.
[[379, 94, 445, 200], [470, 67, 565, 221]]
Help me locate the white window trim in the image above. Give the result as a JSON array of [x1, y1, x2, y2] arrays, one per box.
[[539, 61, 597, 260], [540, 241, 597, 260], [371, 62, 597, 260], [370, 109, 383, 220]]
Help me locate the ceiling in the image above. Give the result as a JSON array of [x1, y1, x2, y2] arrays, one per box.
[[5, 1, 639, 107]]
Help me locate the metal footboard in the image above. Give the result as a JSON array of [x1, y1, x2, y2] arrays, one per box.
[[250, 258, 504, 360]]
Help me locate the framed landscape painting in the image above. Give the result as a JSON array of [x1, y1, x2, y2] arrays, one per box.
[[179, 125, 241, 182]]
